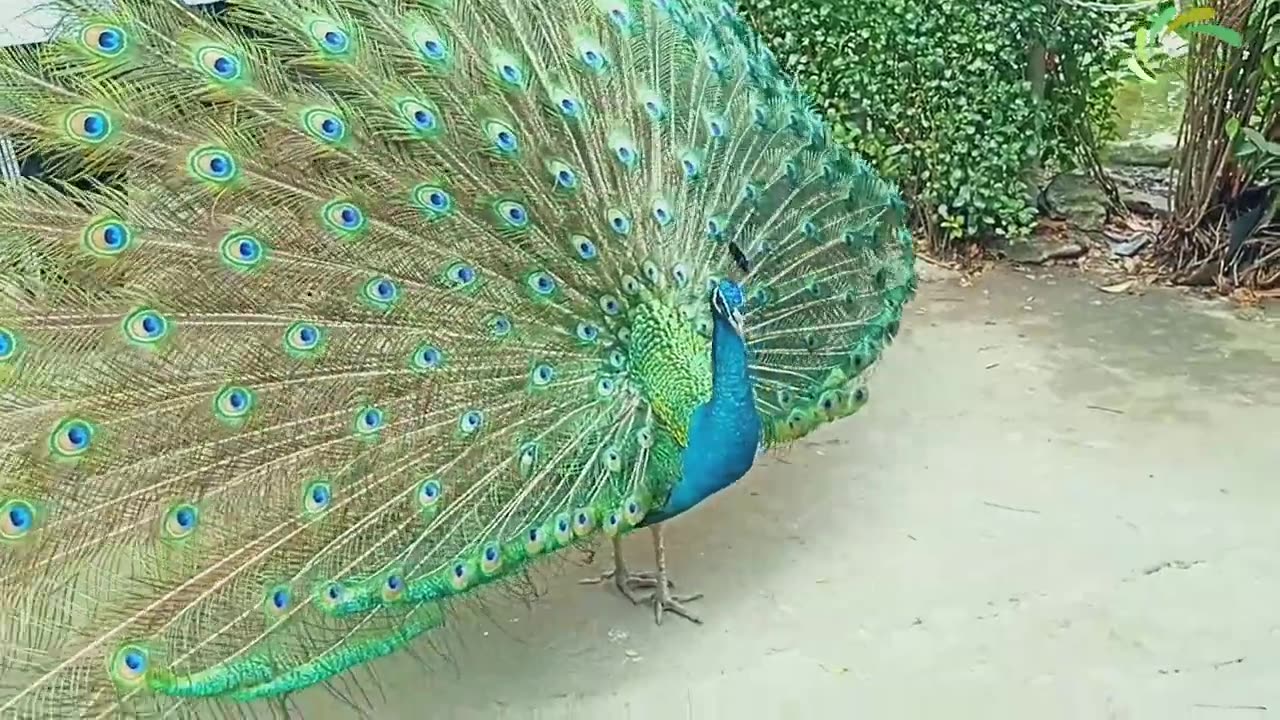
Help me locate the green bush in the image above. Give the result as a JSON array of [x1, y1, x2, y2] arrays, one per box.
[[738, 0, 1130, 250]]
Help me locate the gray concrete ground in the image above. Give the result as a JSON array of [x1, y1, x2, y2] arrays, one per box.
[[284, 268, 1278, 719]]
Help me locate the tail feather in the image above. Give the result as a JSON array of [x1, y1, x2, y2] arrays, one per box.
[[0, 0, 912, 715]]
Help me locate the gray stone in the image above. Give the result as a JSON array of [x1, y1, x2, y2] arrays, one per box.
[[1045, 172, 1108, 235], [1105, 131, 1178, 168], [989, 235, 1088, 265]]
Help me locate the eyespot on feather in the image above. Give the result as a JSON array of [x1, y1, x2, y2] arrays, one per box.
[[0, 328, 17, 363], [444, 262, 478, 289], [526, 271, 557, 297], [524, 525, 548, 555], [353, 406, 385, 437], [108, 644, 150, 688], [417, 477, 443, 511], [283, 321, 324, 358], [82, 217, 133, 257], [306, 19, 353, 56], [411, 184, 453, 218], [264, 585, 293, 619], [574, 36, 610, 73], [301, 108, 348, 144], [480, 542, 503, 575], [119, 309, 170, 352], [408, 23, 450, 66], [219, 232, 266, 271], [529, 363, 555, 388], [162, 503, 199, 541], [187, 146, 239, 185], [410, 343, 445, 372], [63, 107, 115, 145], [80, 24, 128, 58], [49, 417, 94, 458], [395, 97, 443, 139], [360, 277, 398, 310], [212, 385, 255, 424], [458, 410, 484, 435], [494, 200, 530, 230], [606, 208, 631, 236], [381, 569, 406, 603], [552, 513, 573, 545], [572, 507, 596, 537], [302, 479, 332, 516], [0, 499, 38, 541], [449, 560, 475, 591], [321, 200, 367, 238], [195, 44, 244, 83], [484, 119, 520, 155]]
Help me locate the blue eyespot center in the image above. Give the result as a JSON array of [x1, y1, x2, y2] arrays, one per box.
[[272, 589, 289, 608], [98, 30, 121, 50], [8, 506, 31, 529], [175, 507, 195, 528], [102, 225, 124, 247], [123, 651, 145, 672], [423, 40, 443, 58], [82, 115, 105, 136]]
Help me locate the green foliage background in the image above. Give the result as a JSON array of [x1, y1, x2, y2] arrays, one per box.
[[738, 0, 1133, 250]]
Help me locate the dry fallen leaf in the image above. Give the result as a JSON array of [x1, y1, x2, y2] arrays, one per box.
[[1098, 280, 1135, 294]]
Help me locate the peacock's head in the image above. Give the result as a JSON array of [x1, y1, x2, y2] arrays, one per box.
[[711, 278, 746, 337]]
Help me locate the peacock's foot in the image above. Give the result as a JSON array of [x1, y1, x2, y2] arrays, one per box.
[[642, 580, 704, 626], [579, 566, 674, 603]]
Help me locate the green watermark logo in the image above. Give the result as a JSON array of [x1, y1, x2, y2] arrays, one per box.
[[1128, 4, 1243, 82]]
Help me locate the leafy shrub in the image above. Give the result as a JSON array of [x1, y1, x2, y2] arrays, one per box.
[[738, 0, 1130, 250]]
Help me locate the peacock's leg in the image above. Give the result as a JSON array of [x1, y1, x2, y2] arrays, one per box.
[[579, 534, 671, 603], [645, 523, 704, 625]]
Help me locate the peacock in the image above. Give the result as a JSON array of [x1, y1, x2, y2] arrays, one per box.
[[0, 0, 915, 715]]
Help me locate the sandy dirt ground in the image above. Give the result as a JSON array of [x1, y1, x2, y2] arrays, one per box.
[[286, 268, 1278, 719]]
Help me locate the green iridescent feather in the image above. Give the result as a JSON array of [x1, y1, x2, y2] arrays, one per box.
[[0, 0, 914, 716]]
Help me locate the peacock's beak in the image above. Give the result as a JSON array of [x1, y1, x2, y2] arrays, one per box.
[[728, 308, 746, 336]]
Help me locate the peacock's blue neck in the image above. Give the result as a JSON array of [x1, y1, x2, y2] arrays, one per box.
[[709, 313, 753, 408], [640, 311, 761, 527]]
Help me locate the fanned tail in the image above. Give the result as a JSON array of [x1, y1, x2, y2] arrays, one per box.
[[0, 0, 912, 716]]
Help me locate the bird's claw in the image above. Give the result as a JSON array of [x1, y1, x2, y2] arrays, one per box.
[[645, 583, 704, 626], [579, 568, 675, 603]]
